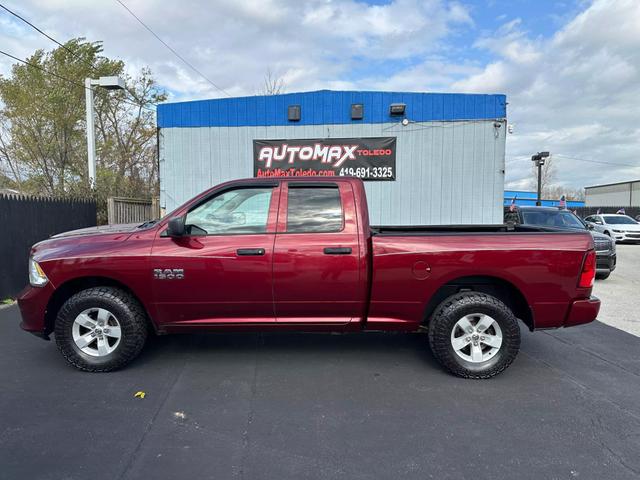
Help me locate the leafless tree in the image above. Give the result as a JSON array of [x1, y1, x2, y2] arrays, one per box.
[[528, 155, 586, 201], [545, 185, 585, 201], [262, 68, 285, 95]]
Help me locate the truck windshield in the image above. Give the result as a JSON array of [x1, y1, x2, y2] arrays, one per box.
[[521, 210, 585, 230]]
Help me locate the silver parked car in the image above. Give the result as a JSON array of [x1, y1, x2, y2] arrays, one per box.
[[584, 214, 640, 243]]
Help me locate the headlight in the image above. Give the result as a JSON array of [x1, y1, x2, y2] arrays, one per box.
[[612, 229, 623, 233], [29, 257, 48, 287]]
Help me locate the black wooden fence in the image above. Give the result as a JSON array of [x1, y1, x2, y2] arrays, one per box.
[[573, 206, 640, 219], [0, 195, 96, 299]]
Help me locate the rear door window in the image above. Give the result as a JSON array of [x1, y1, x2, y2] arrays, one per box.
[[286, 186, 343, 233]]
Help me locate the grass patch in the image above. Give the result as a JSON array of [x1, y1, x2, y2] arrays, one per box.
[[1, 298, 15, 305]]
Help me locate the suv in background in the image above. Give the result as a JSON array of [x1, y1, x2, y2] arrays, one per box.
[[505, 206, 616, 280]]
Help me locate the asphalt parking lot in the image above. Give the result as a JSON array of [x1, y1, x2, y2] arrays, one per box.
[[592, 244, 640, 337], [1, 247, 640, 480]]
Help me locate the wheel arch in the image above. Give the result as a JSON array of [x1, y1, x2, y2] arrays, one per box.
[[423, 275, 534, 331], [44, 276, 154, 335]]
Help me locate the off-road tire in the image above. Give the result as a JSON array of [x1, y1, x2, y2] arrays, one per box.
[[428, 292, 520, 379], [55, 287, 148, 372]]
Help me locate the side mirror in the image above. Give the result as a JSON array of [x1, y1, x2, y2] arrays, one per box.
[[167, 216, 186, 237], [586, 223, 594, 230]]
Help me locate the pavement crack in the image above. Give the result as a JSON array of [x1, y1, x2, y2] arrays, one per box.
[[237, 335, 260, 480], [589, 416, 640, 478], [542, 330, 640, 379], [521, 351, 640, 423], [117, 343, 192, 480], [522, 351, 640, 476]]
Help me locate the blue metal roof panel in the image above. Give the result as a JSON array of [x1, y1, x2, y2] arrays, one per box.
[[503, 199, 586, 208], [503, 190, 585, 208], [157, 90, 507, 128]]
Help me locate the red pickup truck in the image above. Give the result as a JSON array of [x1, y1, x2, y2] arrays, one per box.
[[18, 177, 600, 378]]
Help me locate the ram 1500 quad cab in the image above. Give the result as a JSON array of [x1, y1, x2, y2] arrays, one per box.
[[18, 177, 600, 378]]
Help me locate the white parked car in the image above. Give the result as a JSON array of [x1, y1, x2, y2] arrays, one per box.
[[584, 214, 640, 243]]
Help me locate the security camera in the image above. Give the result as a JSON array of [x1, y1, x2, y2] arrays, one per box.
[[401, 118, 410, 126]]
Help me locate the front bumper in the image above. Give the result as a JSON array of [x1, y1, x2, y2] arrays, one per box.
[[596, 252, 616, 273], [612, 232, 640, 242], [17, 283, 55, 340], [564, 296, 600, 328]]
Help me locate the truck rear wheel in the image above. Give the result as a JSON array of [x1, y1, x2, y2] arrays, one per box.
[[428, 292, 520, 379], [54, 287, 148, 372]]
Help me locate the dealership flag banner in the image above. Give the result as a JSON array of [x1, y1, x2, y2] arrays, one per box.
[[253, 137, 396, 181]]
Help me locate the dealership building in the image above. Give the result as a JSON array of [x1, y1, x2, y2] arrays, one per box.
[[585, 180, 640, 207], [157, 90, 507, 225]]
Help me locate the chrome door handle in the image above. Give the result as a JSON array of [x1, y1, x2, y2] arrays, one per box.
[[237, 248, 265, 256], [323, 247, 352, 255]]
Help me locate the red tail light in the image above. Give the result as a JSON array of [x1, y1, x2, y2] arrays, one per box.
[[578, 250, 596, 288]]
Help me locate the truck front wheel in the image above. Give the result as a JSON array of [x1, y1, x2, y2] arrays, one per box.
[[54, 287, 148, 372], [428, 292, 520, 379]]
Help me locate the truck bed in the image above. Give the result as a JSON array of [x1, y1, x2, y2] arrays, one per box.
[[367, 226, 594, 331]]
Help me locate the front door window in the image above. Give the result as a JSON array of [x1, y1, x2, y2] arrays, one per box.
[[185, 187, 273, 235]]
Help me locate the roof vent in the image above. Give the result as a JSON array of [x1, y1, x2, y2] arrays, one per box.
[[389, 103, 406, 116], [288, 105, 301, 122], [351, 103, 363, 120]]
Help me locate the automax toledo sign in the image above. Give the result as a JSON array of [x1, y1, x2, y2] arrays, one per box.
[[253, 137, 396, 181]]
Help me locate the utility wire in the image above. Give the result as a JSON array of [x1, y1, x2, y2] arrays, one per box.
[[0, 49, 155, 112], [505, 154, 639, 168], [114, 0, 232, 97], [554, 154, 639, 169], [0, 3, 75, 56], [0, 2, 157, 109]]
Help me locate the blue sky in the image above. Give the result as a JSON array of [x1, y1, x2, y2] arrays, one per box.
[[342, 0, 583, 91], [0, 0, 639, 191]]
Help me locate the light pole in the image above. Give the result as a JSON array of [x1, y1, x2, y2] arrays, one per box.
[[531, 151, 550, 206], [85, 76, 125, 188]]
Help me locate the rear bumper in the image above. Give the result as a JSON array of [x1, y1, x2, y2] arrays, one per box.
[[564, 296, 600, 328], [17, 283, 55, 340]]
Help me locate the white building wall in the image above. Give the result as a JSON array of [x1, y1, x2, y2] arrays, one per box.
[[632, 181, 640, 206], [585, 181, 640, 207], [159, 120, 506, 225]]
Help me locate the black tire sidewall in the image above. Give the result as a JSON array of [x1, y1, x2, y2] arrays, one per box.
[[429, 293, 521, 378], [55, 288, 147, 371]]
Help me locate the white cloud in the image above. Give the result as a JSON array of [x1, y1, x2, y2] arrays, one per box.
[[0, 0, 472, 98], [452, 0, 640, 190], [474, 19, 542, 65]]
